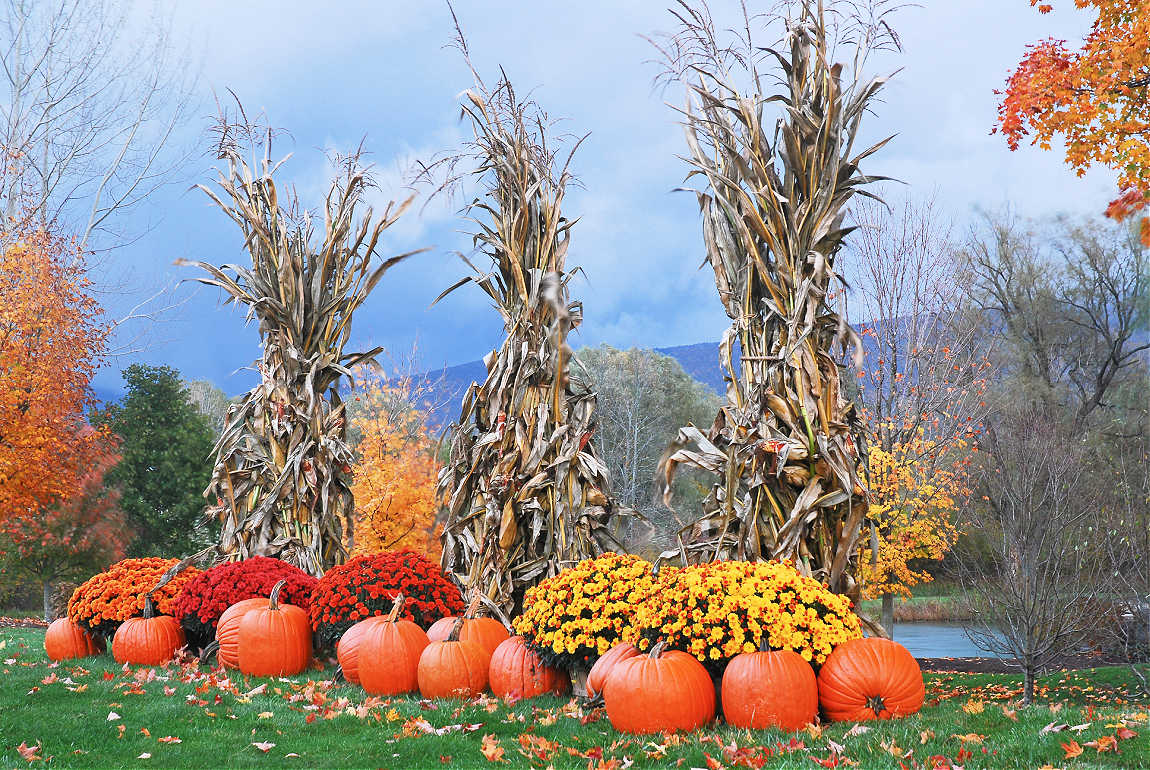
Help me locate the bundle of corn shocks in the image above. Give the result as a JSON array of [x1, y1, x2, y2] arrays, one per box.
[[181, 111, 422, 576], [657, 0, 898, 601], [433, 49, 621, 616]]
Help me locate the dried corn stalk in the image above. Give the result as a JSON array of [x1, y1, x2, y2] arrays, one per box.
[[657, 0, 898, 601], [180, 115, 422, 576], [433, 66, 621, 615]]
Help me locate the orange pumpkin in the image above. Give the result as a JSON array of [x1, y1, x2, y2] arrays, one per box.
[[336, 620, 372, 685], [426, 596, 509, 664], [44, 618, 104, 661], [586, 642, 640, 698], [603, 641, 715, 734], [418, 617, 488, 699], [817, 637, 924, 722], [488, 636, 569, 700], [215, 597, 268, 669], [112, 596, 185, 666], [237, 580, 312, 677], [722, 648, 817, 730], [358, 596, 430, 695]]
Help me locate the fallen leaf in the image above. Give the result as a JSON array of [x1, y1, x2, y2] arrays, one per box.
[[137, 753, 152, 760], [962, 699, 984, 714], [106, 711, 121, 721], [1041, 722, 1069, 735], [951, 733, 985, 744], [1116, 726, 1137, 740], [1061, 740, 1083, 759], [1001, 705, 1018, 721], [258, 712, 274, 719], [843, 724, 870, 738], [480, 734, 505, 763], [1084, 735, 1116, 753], [16, 742, 41, 762], [1068, 723, 1091, 733], [139, 728, 150, 738], [252, 742, 275, 753], [919, 729, 935, 744], [157, 736, 181, 744]]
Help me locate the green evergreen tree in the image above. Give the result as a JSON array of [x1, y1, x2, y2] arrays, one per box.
[[95, 364, 216, 556]]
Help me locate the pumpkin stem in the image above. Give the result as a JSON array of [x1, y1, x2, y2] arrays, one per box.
[[386, 594, 405, 623], [464, 593, 482, 619], [142, 593, 156, 620], [865, 694, 887, 716], [648, 639, 667, 658], [447, 616, 466, 643], [267, 579, 287, 611]]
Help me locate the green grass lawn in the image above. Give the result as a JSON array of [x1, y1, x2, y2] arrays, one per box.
[[2, 627, 1146, 769]]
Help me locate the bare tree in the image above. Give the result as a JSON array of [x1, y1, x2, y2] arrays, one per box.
[[846, 194, 991, 635], [0, 0, 194, 249], [959, 406, 1102, 705]]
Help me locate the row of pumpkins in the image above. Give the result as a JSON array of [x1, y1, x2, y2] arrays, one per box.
[[45, 581, 924, 734]]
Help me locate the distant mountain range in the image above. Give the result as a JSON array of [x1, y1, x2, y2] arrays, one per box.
[[422, 341, 727, 426]]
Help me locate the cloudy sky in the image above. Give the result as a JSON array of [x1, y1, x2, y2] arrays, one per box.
[[91, 0, 1112, 397]]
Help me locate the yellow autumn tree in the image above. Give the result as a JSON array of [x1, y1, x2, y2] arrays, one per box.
[[858, 432, 969, 600], [347, 372, 440, 558]]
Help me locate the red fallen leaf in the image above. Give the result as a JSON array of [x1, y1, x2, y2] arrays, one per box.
[[584, 746, 604, 760], [1062, 740, 1084, 758], [480, 734, 505, 763], [1084, 735, 1117, 753], [16, 742, 41, 762], [591, 760, 622, 770], [810, 755, 840, 768], [116, 725, 126, 739], [102, 671, 114, 681], [439, 757, 452, 765], [305, 714, 316, 724], [704, 753, 723, 770], [40, 673, 58, 685], [140, 728, 150, 738], [157, 736, 181, 744], [1116, 726, 1137, 740]]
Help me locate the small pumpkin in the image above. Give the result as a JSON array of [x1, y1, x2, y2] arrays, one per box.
[[215, 597, 269, 669], [418, 617, 489, 699], [488, 636, 569, 700], [586, 642, 640, 698], [45, 617, 104, 661], [358, 595, 430, 696], [336, 620, 373, 685], [237, 580, 312, 677], [112, 595, 185, 666], [817, 637, 924, 722], [426, 595, 509, 664], [722, 648, 817, 730], [603, 641, 715, 734]]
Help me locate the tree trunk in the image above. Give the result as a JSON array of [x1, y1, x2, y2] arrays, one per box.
[[42, 581, 55, 623], [882, 592, 895, 639], [1022, 666, 1035, 706]]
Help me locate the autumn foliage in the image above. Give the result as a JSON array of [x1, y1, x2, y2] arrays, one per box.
[[997, 0, 1150, 244], [0, 214, 108, 521], [349, 375, 439, 558]]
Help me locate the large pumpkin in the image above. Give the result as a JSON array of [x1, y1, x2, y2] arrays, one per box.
[[586, 642, 640, 698], [112, 596, 185, 666], [45, 618, 104, 661], [426, 596, 509, 664], [336, 620, 372, 685], [418, 617, 488, 699], [722, 648, 817, 730], [238, 580, 312, 677], [215, 597, 269, 669], [817, 637, 924, 721], [358, 596, 430, 696], [488, 636, 569, 700], [603, 641, 715, 734]]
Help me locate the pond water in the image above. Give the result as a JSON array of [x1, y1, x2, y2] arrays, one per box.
[[888, 622, 1004, 658]]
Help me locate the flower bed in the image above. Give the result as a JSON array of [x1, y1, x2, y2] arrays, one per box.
[[67, 557, 202, 638], [634, 560, 861, 672], [513, 553, 662, 671], [309, 549, 463, 649], [174, 557, 317, 647]]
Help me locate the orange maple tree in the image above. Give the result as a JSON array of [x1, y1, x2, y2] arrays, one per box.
[[0, 428, 127, 619], [997, 0, 1150, 244], [348, 373, 440, 558], [0, 212, 108, 520]]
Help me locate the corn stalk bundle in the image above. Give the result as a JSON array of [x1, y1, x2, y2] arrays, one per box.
[[657, 0, 897, 600], [180, 117, 421, 577], [433, 71, 621, 615]]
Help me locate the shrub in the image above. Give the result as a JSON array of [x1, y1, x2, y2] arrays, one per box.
[[174, 557, 317, 647], [513, 553, 662, 671], [67, 557, 201, 638], [309, 549, 463, 649], [634, 560, 861, 672]]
